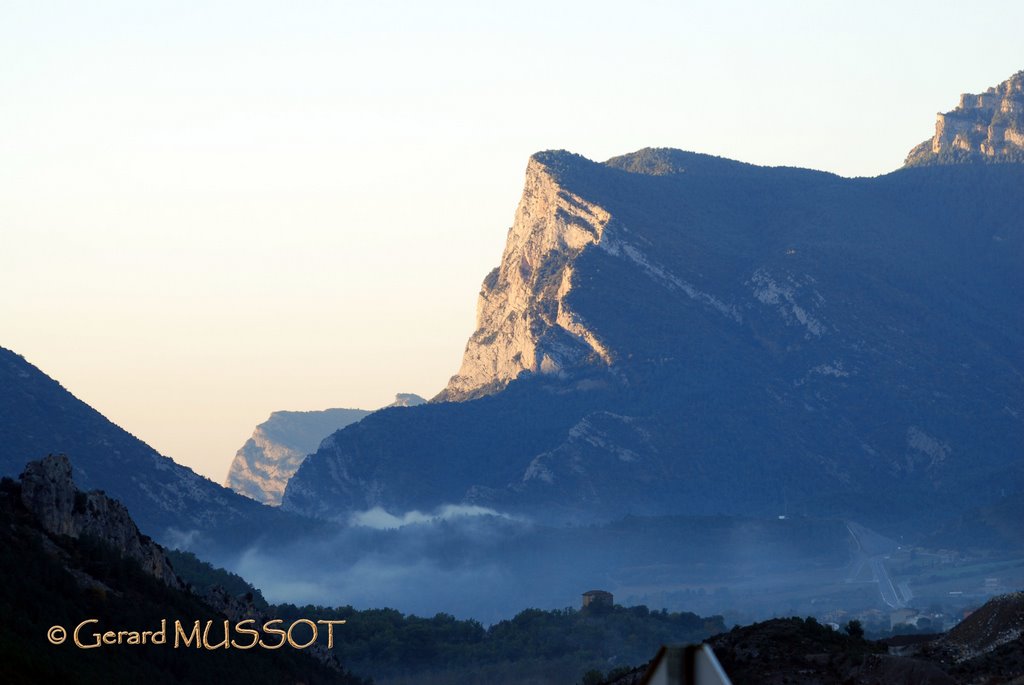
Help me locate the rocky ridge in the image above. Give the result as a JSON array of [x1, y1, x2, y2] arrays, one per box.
[[14, 453, 348, 671], [225, 393, 425, 505], [18, 453, 183, 589], [906, 70, 1024, 166], [0, 454, 363, 684]]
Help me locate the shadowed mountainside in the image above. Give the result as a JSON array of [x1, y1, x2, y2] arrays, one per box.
[[0, 347, 320, 553]]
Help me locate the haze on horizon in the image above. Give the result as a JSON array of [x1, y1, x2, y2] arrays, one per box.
[[2, 0, 1022, 481]]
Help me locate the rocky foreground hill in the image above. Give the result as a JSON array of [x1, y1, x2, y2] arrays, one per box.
[[0, 454, 365, 684], [598, 593, 1024, 685], [18, 454, 183, 589], [725, 592, 1024, 684], [282, 71, 1023, 531]]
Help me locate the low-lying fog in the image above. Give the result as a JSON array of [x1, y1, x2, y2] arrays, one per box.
[[185, 505, 866, 625]]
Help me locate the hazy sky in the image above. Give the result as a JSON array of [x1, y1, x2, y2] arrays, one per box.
[[2, 1, 1021, 482]]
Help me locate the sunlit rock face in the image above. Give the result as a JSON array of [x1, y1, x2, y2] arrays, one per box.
[[906, 71, 1024, 166], [438, 156, 613, 402], [284, 97, 1023, 529], [225, 394, 424, 505], [226, 409, 371, 505]]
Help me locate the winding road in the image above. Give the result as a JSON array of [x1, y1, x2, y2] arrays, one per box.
[[847, 522, 907, 608]]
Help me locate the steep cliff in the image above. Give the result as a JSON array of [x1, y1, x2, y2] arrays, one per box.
[[284, 140, 1023, 527], [281, 75, 1024, 527], [225, 394, 424, 505], [906, 70, 1024, 166], [226, 408, 372, 505], [439, 155, 614, 401]]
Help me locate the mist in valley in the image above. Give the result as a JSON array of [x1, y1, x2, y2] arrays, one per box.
[[184, 505, 875, 625]]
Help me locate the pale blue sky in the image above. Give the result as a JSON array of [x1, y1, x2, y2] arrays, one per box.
[[2, 1, 1021, 481]]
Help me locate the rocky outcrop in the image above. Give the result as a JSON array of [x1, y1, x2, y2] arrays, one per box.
[[19, 454, 184, 589], [437, 154, 614, 401], [225, 394, 424, 505], [1, 455, 361, 684], [390, 393, 426, 407], [905, 70, 1024, 166]]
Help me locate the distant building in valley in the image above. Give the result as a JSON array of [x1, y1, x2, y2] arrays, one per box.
[[582, 590, 613, 610]]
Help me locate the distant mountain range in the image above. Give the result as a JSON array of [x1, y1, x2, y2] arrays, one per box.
[[283, 72, 1023, 534], [225, 394, 424, 505]]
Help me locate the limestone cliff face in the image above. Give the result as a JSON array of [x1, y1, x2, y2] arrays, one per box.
[[19, 454, 184, 589], [390, 393, 427, 407], [225, 394, 425, 505], [438, 153, 614, 402], [906, 70, 1024, 166], [226, 408, 367, 505], [283, 142, 1023, 527]]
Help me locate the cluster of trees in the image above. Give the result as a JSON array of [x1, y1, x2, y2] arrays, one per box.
[[166, 550, 268, 609], [269, 602, 724, 684], [163, 543, 726, 683], [162, 516, 728, 684]]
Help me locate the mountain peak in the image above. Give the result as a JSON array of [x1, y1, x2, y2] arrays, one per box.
[[905, 70, 1024, 166], [603, 147, 752, 176], [437, 152, 614, 402]]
